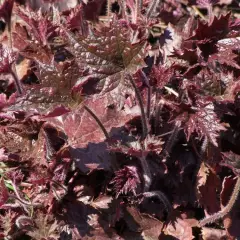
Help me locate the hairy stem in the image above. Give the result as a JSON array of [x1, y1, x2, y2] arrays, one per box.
[[162, 120, 181, 159], [147, 86, 152, 119], [10, 181, 42, 207], [201, 137, 208, 155], [7, 12, 23, 95], [199, 176, 240, 227], [143, 191, 172, 213], [51, 179, 68, 192], [128, 74, 148, 140], [207, 5, 213, 22], [15, 215, 33, 229], [107, 0, 112, 17], [2, 202, 21, 209], [134, 0, 140, 24], [154, 99, 164, 134], [146, 0, 161, 19], [139, 70, 151, 119], [138, 0, 143, 11], [9, 194, 42, 207], [83, 105, 110, 140], [140, 156, 152, 192], [119, 0, 128, 21]]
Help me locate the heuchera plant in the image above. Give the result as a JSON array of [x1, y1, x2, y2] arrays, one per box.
[[0, 0, 240, 239]]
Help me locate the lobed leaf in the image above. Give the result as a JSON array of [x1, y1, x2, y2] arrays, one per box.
[[66, 19, 146, 101]]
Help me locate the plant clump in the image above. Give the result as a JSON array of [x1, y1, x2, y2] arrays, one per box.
[[0, 0, 240, 239]]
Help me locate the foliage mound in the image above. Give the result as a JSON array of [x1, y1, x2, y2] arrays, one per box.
[[0, 0, 240, 239]]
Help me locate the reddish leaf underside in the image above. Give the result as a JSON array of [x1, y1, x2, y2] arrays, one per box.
[[196, 162, 221, 214]]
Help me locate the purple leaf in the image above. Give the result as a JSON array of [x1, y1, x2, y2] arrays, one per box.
[[71, 142, 112, 173], [66, 19, 146, 100], [221, 152, 240, 176], [62, 200, 121, 238], [66, 4, 88, 35], [82, 0, 106, 21], [149, 65, 174, 89], [189, 12, 231, 41], [10, 60, 80, 113]]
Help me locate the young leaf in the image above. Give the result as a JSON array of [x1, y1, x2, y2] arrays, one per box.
[[16, 6, 58, 46], [110, 165, 141, 197], [0, 44, 16, 74], [178, 98, 226, 146]]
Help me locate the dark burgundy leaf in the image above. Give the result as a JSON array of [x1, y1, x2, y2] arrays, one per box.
[[65, 19, 146, 100], [12, 23, 29, 51], [0, 0, 239, 238], [221, 152, 240, 175], [82, 0, 106, 21], [70, 142, 112, 173], [172, 47, 199, 65], [10, 60, 80, 113], [62, 200, 121, 239], [189, 12, 231, 41], [149, 65, 174, 89]]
